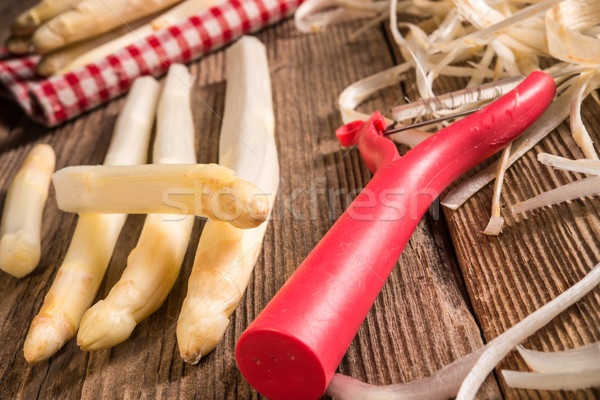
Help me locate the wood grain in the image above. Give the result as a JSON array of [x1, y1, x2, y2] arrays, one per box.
[[0, 4, 598, 400]]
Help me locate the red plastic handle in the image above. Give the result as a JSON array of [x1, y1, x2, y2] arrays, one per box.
[[236, 71, 556, 400]]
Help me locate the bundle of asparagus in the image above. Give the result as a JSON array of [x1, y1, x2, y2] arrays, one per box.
[[7, 0, 225, 75], [76, 64, 197, 351], [25, 56, 275, 364], [23, 76, 160, 363]]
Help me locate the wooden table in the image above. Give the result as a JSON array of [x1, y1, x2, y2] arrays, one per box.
[[0, 2, 599, 398]]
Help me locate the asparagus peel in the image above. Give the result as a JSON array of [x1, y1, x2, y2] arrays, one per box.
[[77, 64, 196, 351], [23, 76, 159, 364], [0, 144, 55, 278], [177, 36, 279, 363]]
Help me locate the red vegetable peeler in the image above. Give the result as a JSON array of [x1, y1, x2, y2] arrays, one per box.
[[236, 71, 556, 400]]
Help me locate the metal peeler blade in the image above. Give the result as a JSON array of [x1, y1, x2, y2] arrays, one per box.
[[385, 76, 525, 135]]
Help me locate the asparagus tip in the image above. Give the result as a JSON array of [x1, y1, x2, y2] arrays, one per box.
[[24, 312, 74, 364], [177, 312, 230, 364], [77, 300, 136, 351]]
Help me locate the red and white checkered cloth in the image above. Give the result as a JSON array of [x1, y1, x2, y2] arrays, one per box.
[[0, 0, 303, 126]]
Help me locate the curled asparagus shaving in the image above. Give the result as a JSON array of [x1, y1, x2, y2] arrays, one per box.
[[502, 369, 600, 391], [31, 0, 183, 53], [326, 348, 485, 399], [23, 76, 159, 364], [77, 64, 196, 351], [0, 144, 55, 278], [538, 152, 600, 175], [177, 36, 279, 363], [510, 150, 600, 214], [545, 0, 600, 65], [503, 332, 600, 391], [569, 71, 598, 160], [511, 176, 600, 214], [482, 143, 511, 235], [52, 163, 269, 229], [12, 0, 81, 37], [517, 342, 600, 373], [295, 0, 377, 33]]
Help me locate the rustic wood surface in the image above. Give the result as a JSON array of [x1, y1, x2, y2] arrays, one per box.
[[0, 2, 598, 399]]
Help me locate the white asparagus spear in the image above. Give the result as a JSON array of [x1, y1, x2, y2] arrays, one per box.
[[31, 0, 184, 53], [23, 77, 159, 364], [50, 0, 226, 75], [12, 0, 81, 37], [0, 144, 55, 278], [177, 36, 279, 363], [77, 64, 197, 350], [52, 164, 270, 229]]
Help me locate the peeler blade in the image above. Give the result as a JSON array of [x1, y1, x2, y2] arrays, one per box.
[[387, 76, 525, 134]]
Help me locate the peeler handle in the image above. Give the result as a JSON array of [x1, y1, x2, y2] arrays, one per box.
[[236, 71, 556, 400]]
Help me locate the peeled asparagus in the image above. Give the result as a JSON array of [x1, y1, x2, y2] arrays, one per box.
[[31, 0, 183, 53], [52, 164, 269, 229], [23, 77, 159, 364], [77, 64, 196, 351], [12, 0, 81, 37], [177, 36, 279, 363], [0, 144, 55, 278]]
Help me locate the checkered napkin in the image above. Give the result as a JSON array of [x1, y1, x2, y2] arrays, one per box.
[[0, 0, 302, 126]]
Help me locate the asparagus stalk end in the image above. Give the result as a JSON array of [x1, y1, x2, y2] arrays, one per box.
[[77, 300, 136, 351], [24, 312, 74, 364]]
